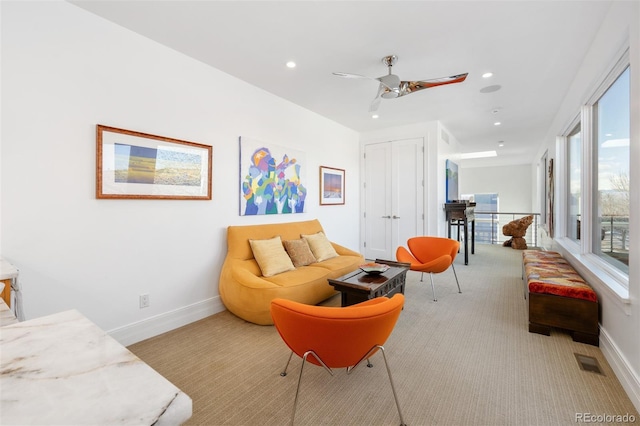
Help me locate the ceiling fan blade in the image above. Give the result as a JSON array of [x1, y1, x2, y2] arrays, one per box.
[[333, 72, 369, 79], [333, 72, 394, 90], [369, 97, 381, 112], [400, 73, 469, 95], [334, 57, 466, 111], [369, 84, 385, 112]]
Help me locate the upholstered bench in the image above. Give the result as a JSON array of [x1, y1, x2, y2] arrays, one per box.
[[522, 250, 599, 346]]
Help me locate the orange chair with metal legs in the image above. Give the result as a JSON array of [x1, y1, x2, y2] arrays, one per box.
[[270, 294, 406, 426], [396, 236, 461, 301]]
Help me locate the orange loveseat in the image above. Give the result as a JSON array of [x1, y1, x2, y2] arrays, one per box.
[[219, 219, 364, 325]]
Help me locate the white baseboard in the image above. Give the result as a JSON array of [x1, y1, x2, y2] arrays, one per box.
[[108, 297, 226, 347], [600, 326, 640, 413]]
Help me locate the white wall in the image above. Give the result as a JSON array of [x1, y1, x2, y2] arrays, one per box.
[[460, 164, 533, 214], [531, 1, 640, 412], [0, 1, 361, 344]]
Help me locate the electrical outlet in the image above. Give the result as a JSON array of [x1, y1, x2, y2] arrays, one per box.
[[139, 294, 150, 309]]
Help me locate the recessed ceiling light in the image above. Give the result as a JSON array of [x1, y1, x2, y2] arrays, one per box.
[[482, 72, 493, 78], [286, 61, 296, 68], [460, 150, 498, 159], [494, 121, 501, 126], [372, 114, 379, 119], [498, 141, 505, 147]]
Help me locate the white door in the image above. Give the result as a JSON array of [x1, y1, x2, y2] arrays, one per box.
[[364, 142, 393, 260], [364, 138, 424, 260]]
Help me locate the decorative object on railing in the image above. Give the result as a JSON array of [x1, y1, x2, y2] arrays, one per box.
[[502, 215, 534, 249], [473, 212, 540, 247]]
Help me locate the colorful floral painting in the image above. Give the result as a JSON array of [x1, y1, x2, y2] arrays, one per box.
[[239, 137, 307, 215]]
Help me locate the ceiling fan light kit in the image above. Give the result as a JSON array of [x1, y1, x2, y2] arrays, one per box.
[[333, 55, 468, 112]]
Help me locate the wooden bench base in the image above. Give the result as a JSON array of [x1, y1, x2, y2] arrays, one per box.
[[528, 292, 599, 346]]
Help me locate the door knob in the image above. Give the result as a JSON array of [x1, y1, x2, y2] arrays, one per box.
[[382, 215, 391, 218], [392, 215, 401, 219]]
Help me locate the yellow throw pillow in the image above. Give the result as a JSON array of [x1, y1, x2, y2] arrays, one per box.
[[283, 239, 317, 267], [301, 231, 338, 262], [249, 236, 295, 277]]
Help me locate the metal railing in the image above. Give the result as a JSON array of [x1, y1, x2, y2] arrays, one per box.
[[472, 211, 541, 247], [576, 215, 629, 253], [574, 215, 629, 266], [463, 212, 628, 266], [600, 215, 629, 252]]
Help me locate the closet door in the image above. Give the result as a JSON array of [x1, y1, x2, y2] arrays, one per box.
[[392, 138, 424, 251], [364, 138, 424, 260], [363, 142, 393, 260]]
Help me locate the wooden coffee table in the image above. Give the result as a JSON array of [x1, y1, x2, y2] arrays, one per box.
[[328, 259, 410, 307]]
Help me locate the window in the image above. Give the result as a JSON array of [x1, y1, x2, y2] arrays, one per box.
[[461, 193, 499, 244], [567, 124, 581, 242], [558, 51, 630, 296], [591, 66, 630, 274], [475, 193, 499, 244]]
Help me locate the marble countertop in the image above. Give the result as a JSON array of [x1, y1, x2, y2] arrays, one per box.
[[0, 309, 192, 425], [0, 298, 18, 326], [0, 258, 19, 281]]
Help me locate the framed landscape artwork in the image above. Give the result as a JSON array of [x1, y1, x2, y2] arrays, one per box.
[[239, 137, 307, 215], [319, 166, 345, 205], [96, 125, 212, 200]]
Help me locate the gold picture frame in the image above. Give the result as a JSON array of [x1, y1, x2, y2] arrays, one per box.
[[319, 166, 345, 205], [96, 125, 212, 200]]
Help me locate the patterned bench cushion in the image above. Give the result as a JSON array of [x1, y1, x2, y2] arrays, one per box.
[[523, 250, 597, 303]]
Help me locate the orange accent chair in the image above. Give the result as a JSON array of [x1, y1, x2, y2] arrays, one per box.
[[396, 236, 461, 301], [270, 294, 406, 426]]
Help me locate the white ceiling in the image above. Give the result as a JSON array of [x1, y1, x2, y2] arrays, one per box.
[[71, 0, 613, 167]]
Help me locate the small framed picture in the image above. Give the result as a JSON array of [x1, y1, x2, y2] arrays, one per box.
[[319, 166, 345, 205], [96, 125, 212, 200]]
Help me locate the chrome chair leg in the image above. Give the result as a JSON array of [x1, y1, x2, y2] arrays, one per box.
[[288, 348, 404, 426], [347, 345, 406, 426], [280, 351, 294, 377], [429, 273, 437, 301], [347, 346, 379, 374], [380, 346, 406, 426], [420, 271, 424, 282], [290, 350, 333, 425], [451, 264, 461, 293], [290, 353, 307, 425]]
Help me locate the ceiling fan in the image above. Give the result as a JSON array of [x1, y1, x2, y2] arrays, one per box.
[[333, 55, 468, 112]]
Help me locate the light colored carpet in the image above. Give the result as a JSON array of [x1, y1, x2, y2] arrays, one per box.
[[128, 244, 638, 425]]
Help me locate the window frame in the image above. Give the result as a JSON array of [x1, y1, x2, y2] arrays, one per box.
[[590, 65, 630, 274], [556, 48, 630, 303], [563, 118, 582, 244]]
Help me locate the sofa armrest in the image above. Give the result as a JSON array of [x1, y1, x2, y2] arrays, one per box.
[[331, 242, 362, 258], [230, 264, 279, 289]]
